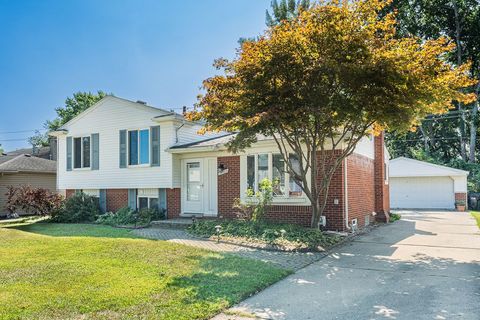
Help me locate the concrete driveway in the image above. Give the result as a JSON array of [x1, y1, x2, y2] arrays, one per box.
[[219, 211, 480, 320]]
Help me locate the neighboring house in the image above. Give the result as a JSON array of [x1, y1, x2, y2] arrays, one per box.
[[0, 154, 57, 216], [50, 95, 390, 231], [389, 157, 468, 211], [7, 146, 55, 160]]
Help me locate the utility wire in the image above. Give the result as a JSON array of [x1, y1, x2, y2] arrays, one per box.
[[0, 138, 32, 142], [0, 129, 46, 135], [398, 136, 464, 143]]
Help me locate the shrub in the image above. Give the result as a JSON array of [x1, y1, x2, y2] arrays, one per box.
[[50, 193, 101, 223], [233, 178, 274, 222], [188, 220, 340, 250], [5, 185, 63, 216], [389, 213, 401, 223], [95, 206, 164, 227], [95, 212, 117, 226], [143, 207, 166, 221]]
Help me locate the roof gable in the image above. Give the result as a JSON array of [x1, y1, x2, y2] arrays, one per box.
[[390, 157, 469, 177], [60, 95, 175, 129]]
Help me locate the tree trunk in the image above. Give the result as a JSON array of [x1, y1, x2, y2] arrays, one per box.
[[469, 82, 480, 163], [419, 123, 429, 155], [453, 1, 468, 161]]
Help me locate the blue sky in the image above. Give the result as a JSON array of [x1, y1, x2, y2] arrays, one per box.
[[0, 0, 270, 151]]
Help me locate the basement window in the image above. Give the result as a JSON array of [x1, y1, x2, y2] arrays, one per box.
[[137, 188, 158, 210]]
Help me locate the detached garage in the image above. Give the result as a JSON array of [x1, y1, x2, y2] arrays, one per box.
[[389, 157, 468, 210]]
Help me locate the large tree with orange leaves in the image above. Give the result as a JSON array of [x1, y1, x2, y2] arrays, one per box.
[[188, 0, 476, 228]]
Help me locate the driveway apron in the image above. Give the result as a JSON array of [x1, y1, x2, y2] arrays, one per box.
[[216, 211, 480, 320]]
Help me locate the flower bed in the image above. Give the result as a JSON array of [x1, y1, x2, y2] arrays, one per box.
[[188, 220, 343, 252]]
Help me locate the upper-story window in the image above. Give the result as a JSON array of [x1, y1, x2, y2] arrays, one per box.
[[128, 129, 150, 165], [73, 136, 90, 169], [246, 153, 303, 198]]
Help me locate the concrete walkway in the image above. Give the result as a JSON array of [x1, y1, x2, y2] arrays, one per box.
[[133, 227, 328, 270], [215, 211, 480, 320]]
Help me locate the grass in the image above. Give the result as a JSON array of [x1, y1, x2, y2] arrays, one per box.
[[471, 211, 480, 229], [0, 223, 289, 320]]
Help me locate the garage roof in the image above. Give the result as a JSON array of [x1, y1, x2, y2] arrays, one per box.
[[0, 154, 56, 173], [390, 157, 469, 178]]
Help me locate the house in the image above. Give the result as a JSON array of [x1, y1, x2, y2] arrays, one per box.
[[0, 153, 56, 216], [50, 95, 390, 231], [389, 157, 468, 211], [6, 146, 55, 160]]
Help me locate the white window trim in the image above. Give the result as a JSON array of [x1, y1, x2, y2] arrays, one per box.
[[127, 128, 151, 167], [240, 152, 310, 205], [72, 136, 91, 170], [137, 195, 158, 209]]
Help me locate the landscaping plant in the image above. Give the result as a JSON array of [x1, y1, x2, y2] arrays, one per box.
[[95, 206, 166, 227], [389, 213, 401, 223], [5, 185, 63, 216], [50, 192, 101, 223], [189, 219, 341, 251], [233, 178, 274, 222]]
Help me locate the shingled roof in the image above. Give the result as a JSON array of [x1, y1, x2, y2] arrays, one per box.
[[0, 154, 56, 173]]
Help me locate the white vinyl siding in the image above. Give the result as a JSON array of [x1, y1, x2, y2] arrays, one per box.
[[57, 97, 176, 189]]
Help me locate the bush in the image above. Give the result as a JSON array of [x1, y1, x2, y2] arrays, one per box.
[[188, 220, 340, 250], [50, 193, 101, 223], [5, 185, 63, 216], [389, 213, 401, 223], [95, 206, 165, 227], [233, 178, 274, 222]]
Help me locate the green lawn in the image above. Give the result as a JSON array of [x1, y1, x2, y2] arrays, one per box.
[[0, 223, 289, 320], [471, 211, 480, 229]]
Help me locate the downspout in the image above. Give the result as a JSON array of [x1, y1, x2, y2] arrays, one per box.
[[344, 157, 350, 231], [175, 120, 185, 143]]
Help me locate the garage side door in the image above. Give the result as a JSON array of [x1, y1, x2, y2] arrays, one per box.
[[390, 176, 455, 209]]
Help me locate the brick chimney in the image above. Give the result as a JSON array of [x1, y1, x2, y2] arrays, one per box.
[[374, 132, 390, 222]]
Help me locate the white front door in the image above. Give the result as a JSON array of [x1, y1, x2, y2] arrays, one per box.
[[182, 158, 218, 216], [184, 160, 203, 213]]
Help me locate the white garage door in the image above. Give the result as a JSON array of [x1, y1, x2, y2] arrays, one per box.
[[390, 176, 455, 209]]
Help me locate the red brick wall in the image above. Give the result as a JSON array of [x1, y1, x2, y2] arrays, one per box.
[[455, 192, 467, 211], [166, 188, 181, 218], [347, 153, 375, 228], [318, 150, 346, 231], [106, 189, 128, 212], [265, 205, 312, 227], [65, 189, 75, 198], [215, 152, 347, 231], [374, 133, 390, 222], [217, 156, 241, 219]]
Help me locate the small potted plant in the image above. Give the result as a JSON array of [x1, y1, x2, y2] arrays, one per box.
[[455, 200, 466, 212]]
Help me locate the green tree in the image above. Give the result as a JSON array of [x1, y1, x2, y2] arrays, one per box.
[[188, 0, 475, 227], [28, 91, 108, 148], [28, 130, 49, 148], [239, 0, 311, 44], [265, 0, 311, 26], [46, 91, 108, 131], [386, 0, 480, 162]]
